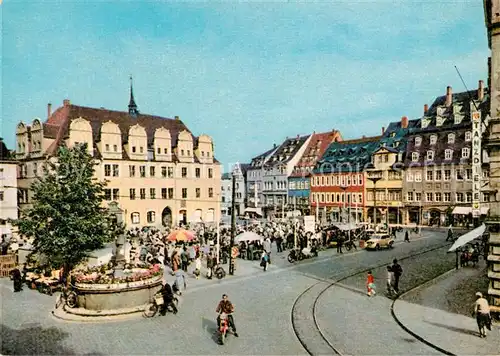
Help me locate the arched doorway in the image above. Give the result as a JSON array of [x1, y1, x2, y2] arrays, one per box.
[[179, 210, 187, 226], [162, 207, 172, 228]]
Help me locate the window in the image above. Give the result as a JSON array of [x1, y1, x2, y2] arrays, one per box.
[[444, 170, 451, 181], [105, 144, 110, 151], [435, 192, 442, 202], [181, 149, 185, 156], [150, 188, 156, 199], [129, 165, 136, 177], [130, 188, 136, 200], [112, 189, 119, 200], [104, 164, 111, 177], [164, 148, 168, 154], [182, 188, 188, 199], [465, 131, 472, 141], [445, 149, 453, 160], [131, 212, 140, 224], [208, 168, 213, 179], [150, 167, 155, 177], [466, 192, 472, 202], [426, 170, 433, 181], [147, 211, 155, 223], [195, 168, 201, 178], [435, 170, 442, 181], [456, 170, 464, 180], [187, 150, 190, 156], [196, 188, 201, 198], [140, 188, 146, 199], [140, 147, 144, 153], [406, 171, 414, 182], [112, 164, 119, 177], [461, 148, 470, 158], [207, 152, 210, 158], [0, 168, 3, 179], [182, 167, 187, 178], [426, 150, 434, 161], [415, 137, 422, 146], [104, 189, 112, 200], [415, 192, 421, 202], [140, 166, 146, 177], [448, 133, 455, 144], [157, 147, 161, 154], [132, 146, 136, 153], [113, 144, 118, 152], [168, 167, 174, 178], [209, 188, 214, 198], [168, 188, 174, 199], [466, 169, 472, 180], [33, 163, 38, 177], [159, 166, 165, 177], [415, 172, 422, 182], [412, 152, 419, 162], [426, 192, 433, 202], [456, 192, 464, 202], [161, 188, 167, 199], [430, 135, 437, 145]]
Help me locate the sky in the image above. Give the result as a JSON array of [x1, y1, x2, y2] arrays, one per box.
[[0, 1, 489, 172]]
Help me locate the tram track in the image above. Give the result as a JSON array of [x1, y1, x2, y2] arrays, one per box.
[[290, 240, 453, 356]]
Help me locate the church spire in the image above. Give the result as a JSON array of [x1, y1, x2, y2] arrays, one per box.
[[128, 75, 139, 117]]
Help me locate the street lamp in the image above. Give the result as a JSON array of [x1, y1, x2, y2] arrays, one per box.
[[367, 177, 382, 226], [229, 166, 237, 275], [108, 201, 125, 271]]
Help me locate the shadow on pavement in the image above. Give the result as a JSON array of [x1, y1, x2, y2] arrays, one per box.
[[424, 320, 477, 336], [201, 317, 219, 344], [0, 323, 102, 355]]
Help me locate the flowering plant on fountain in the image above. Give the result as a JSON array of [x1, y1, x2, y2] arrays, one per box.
[[73, 263, 163, 284]]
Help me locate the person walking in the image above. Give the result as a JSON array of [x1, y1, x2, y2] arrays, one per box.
[[337, 235, 343, 254], [206, 252, 214, 279], [392, 259, 403, 294], [386, 266, 396, 296], [263, 237, 272, 264], [260, 251, 269, 271], [404, 230, 410, 243], [473, 292, 491, 338], [366, 271, 376, 297]]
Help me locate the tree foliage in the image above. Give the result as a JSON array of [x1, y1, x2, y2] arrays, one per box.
[[14, 143, 123, 272]]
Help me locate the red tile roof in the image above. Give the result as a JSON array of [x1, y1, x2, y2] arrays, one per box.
[[290, 130, 342, 177]]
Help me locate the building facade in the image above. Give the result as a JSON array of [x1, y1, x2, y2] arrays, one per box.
[[0, 140, 18, 240], [262, 135, 311, 217], [402, 84, 490, 226], [288, 130, 342, 215], [365, 117, 419, 225], [220, 163, 247, 217], [15, 96, 221, 229], [246, 146, 278, 210], [221, 173, 232, 217], [311, 136, 381, 224], [484, 0, 500, 314]]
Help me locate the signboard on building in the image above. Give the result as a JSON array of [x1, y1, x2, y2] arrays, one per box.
[[304, 215, 316, 232], [472, 111, 482, 218]]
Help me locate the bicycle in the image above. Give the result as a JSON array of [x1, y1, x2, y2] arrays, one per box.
[[55, 284, 77, 309], [143, 292, 178, 318]]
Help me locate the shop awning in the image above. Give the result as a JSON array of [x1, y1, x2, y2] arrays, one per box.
[[448, 224, 486, 252], [244, 208, 263, 216], [332, 223, 359, 231], [451, 207, 489, 215]]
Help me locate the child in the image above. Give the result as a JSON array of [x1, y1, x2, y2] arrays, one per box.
[[366, 270, 376, 297], [194, 253, 201, 279]]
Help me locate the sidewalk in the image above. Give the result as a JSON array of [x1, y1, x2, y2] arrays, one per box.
[[392, 262, 499, 355]]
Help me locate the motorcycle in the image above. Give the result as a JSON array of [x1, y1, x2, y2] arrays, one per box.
[[219, 313, 230, 345], [143, 292, 178, 318]]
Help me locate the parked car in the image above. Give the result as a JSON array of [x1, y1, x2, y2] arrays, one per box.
[[365, 234, 395, 250]]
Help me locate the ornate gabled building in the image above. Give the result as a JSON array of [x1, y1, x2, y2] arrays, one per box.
[[262, 135, 312, 217], [312, 135, 382, 224], [402, 83, 490, 226], [365, 117, 419, 225], [246, 146, 279, 211], [288, 130, 342, 215], [15, 89, 221, 228], [220, 163, 248, 218]]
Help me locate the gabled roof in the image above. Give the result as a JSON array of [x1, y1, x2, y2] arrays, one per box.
[[264, 135, 310, 167], [221, 173, 232, 180], [43, 103, 193, 156], [378, 118, 419, 153], [290, 130, 342, 177], [315, 136, 382, 174]]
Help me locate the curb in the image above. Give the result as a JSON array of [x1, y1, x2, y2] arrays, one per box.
[[51, 305, 145, 323], [390, 268, 457, 356]]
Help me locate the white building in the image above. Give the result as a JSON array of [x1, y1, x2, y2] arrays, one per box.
[[220, 163, 247, 218], [262, 135, 312, 218], [246, 146, 278, 211], [0, 139, 18, 240]]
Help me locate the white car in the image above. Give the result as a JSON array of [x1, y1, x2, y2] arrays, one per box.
[[365, 234, 395, 250]]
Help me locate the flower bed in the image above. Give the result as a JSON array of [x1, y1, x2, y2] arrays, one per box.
[[73, 263, 163, 285]]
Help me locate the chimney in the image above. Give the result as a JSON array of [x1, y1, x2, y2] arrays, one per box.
[[273, 143, 277, 148], [424, 104, 428, 114], [47, 103, 52, 118], [296, 134, 299, 139], [381, 127, 385, 135], [478, 80, 484, 101], [401, 116, 408, 129], [63, 99, 70, 107], [445, 86, 452, 107], [174, 115, 179, 120]]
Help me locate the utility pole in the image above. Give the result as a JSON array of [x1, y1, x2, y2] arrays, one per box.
[[229, 169, 236, 275], [367, 177, 382, 227]]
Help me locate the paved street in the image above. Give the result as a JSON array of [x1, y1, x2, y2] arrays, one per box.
[[1, 229, 458, 355]]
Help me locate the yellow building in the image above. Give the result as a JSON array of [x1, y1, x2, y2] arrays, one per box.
[[15, 95, 221, 228]]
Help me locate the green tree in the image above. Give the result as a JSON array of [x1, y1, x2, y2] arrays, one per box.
[[14, 143, 122, 279]]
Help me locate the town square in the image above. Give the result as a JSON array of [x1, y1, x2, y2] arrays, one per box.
[[1, 1, 500, 355]]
